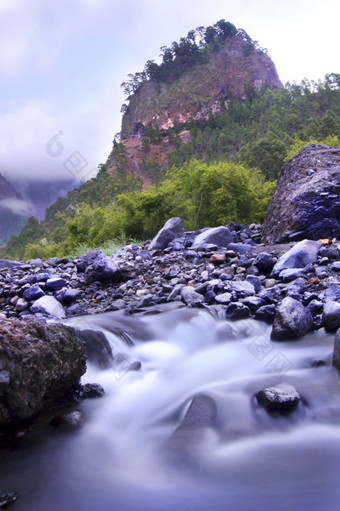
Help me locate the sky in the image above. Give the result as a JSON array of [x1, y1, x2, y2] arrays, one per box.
[[0, 0, 338, 184]]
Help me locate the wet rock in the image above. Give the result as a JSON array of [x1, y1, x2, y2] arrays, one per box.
[[51, 410, 84, 427], [76, 329, 113, 368], [332, 328, 340, 372], [30, 295, 66, 320], [279, 268, 305, 282], [255, 383, 301, 414], [192, 226, 233, 249], [173, 394, 217, 434], [323, 301, 340, 332], [22, 285, 45, 301], [0, 492, 18, 508], [0, 320, 86, 431], [230, 280, 255, 298], [272, 240, 321, 275], [181, 286, 204, 306], [92, 254, 120, 281], [225, 302, 251, 320], [45, 277, 67, 291], [271, 297, 313, 340], [254, 304, 276, 322], [79, 383, 105, 399]]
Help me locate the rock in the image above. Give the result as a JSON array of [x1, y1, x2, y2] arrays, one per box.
[[246, 275, 262, 293], [262, 144, 340, 243], [51, 410, 84, 427], [332, 328, 340, 372], [253, 252, 275, 272], [322, 301, 340, 332], [0, 320, 86, 431], [163, 217, 185, 237], [79, 383, 105, 399], [255, 304, 276, 322], [321, 285, 340, 303], [173, 394, 217, 434], [225, 302, 251, 320], [0, 492, 19, 508], [272, 240, 321, 275], [255, 383, 301, 414], [192, 226, 233, 249], [271, 297, 313, 340], [0, 259, 22, 269], [279, 268, 305, 282], [45, 277, 67, 291], [15, 298, 28, 313], [22, 285, 45, 301], [181, 286, 204, 306], [148, 228, 176, 251], [30, 296, 66, 320], [227, 242, 255, 254], [230, 280, 255, 297], [92, 254, 120, 281], [76, 329, 114, 368], [214, 292, 232, 304]]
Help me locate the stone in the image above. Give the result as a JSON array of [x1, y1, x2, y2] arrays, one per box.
[[262, 144, 340, 243], [192, 226, 233, 249], [272, 240, 321, 275], [271, 297, 313, 340], [279, 268, 305, 282], [0, 320, 86, 430], [51, 410, 84, 427], [163, 217, 185, 237], [0, 492, 19, 508], [225, 302, 251, 320], [15, 298, 28, 312], [30, 296, 66, 320], [45, 277, 67, 291], [79, 383, 105, 399], [22, 285, 45, 301], [76, 329, 114, 368], [172, 394, 216, 434], [253, 252, 275, 272], [246, 275, 262, 293], [148, 228, 176, 251], [227, 242, 256, 254], [321, 285, 340, 303], [255, 383, 301, 414], [332, 328, 340, 372], [181, 286, 204, 306], [230, 280, 255, 297], [322, 301, 340, 332], [254, 304, 276, 322], [214, 292, 232, 304]]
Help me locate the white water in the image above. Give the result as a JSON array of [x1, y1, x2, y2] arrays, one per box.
[[1, 306, 340, 511]]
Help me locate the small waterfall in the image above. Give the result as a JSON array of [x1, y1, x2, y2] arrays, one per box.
[[0, 307, 339, 511]]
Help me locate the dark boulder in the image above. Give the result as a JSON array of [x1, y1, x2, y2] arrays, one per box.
[[271, 297, 313, 340], [192, 226, 233, 249], [0, 320, 86, 431], [262, 144, 340, 243], [255, 383, 301, 414], [76, 328, 114, 368]]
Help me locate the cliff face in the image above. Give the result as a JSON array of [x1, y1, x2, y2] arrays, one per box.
[[0, 173, 22, 201], [121, 35, 282, 140]]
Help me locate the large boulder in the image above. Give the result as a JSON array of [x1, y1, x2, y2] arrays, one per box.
[[192, 226, 233, 249], [148, 217, 184, 251], [262, 144, 340, 243], [0, 320, 86, 430], [271, 296, 313, 340]]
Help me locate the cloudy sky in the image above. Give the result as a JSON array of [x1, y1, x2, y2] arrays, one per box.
[[0, 0, 338, 183]]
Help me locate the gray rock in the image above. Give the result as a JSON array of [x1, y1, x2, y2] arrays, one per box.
[[246, 275, 262, 293], [321, 285, 340, 303], [173, 394, 217, 434], [279, 268, 305, 282], [79, 383, 105, 399], [230, 280, 255, 297], [271, 297, 313, 340], [181, 286, 204, 306], [225, 302, 251, 320], [76, 329, 113, 368], [253, 252, 275, 272], [323, 301, 340, 332], [45, 277, 67, 291], [214, 292, 232, 304], [30, 296, 66, 320], [22, 285, 45, 301], [92, 254, 120, 281], [255, 383, 301, 414], [192, 226, 233, 249], [15, 298, 28, 312], [262, 144, 340, 243], [332, 328, 340, 372], [0, 259, 22, 269], [148, 228, 176, 251], [227, 242, 256, 254], [272, 240, 321, 275], [255, 304, 276, 322], [163, 217, 185, 237]]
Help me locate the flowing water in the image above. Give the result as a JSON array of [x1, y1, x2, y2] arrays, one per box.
[[1, 305, 340, 511]]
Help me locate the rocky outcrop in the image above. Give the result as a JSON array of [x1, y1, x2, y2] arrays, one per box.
[[121, 35, 281, 140], [0, 319, 86, 431], [262, 144, 340, 244]]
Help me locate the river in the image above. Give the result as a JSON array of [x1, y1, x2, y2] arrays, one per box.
[[0, 305, 339, 511]]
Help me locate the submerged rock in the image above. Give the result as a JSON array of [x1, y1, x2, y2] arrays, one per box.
[[173, 394, 217, 434], [255, 383, 301, 414]]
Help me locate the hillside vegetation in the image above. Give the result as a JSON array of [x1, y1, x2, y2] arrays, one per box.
[[0, 20, 339, 261]]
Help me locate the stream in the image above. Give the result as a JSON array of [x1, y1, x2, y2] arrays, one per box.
[[1, 305, 340, 511]]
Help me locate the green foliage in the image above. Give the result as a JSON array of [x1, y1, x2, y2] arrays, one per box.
[[284, 135, 340, 162]]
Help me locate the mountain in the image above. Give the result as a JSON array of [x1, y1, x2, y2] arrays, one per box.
[[108, 24, 282, 184], [0, 173, 27, 243]]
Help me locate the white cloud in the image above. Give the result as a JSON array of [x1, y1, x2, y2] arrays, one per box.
[[0, 198, 34, 216]]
